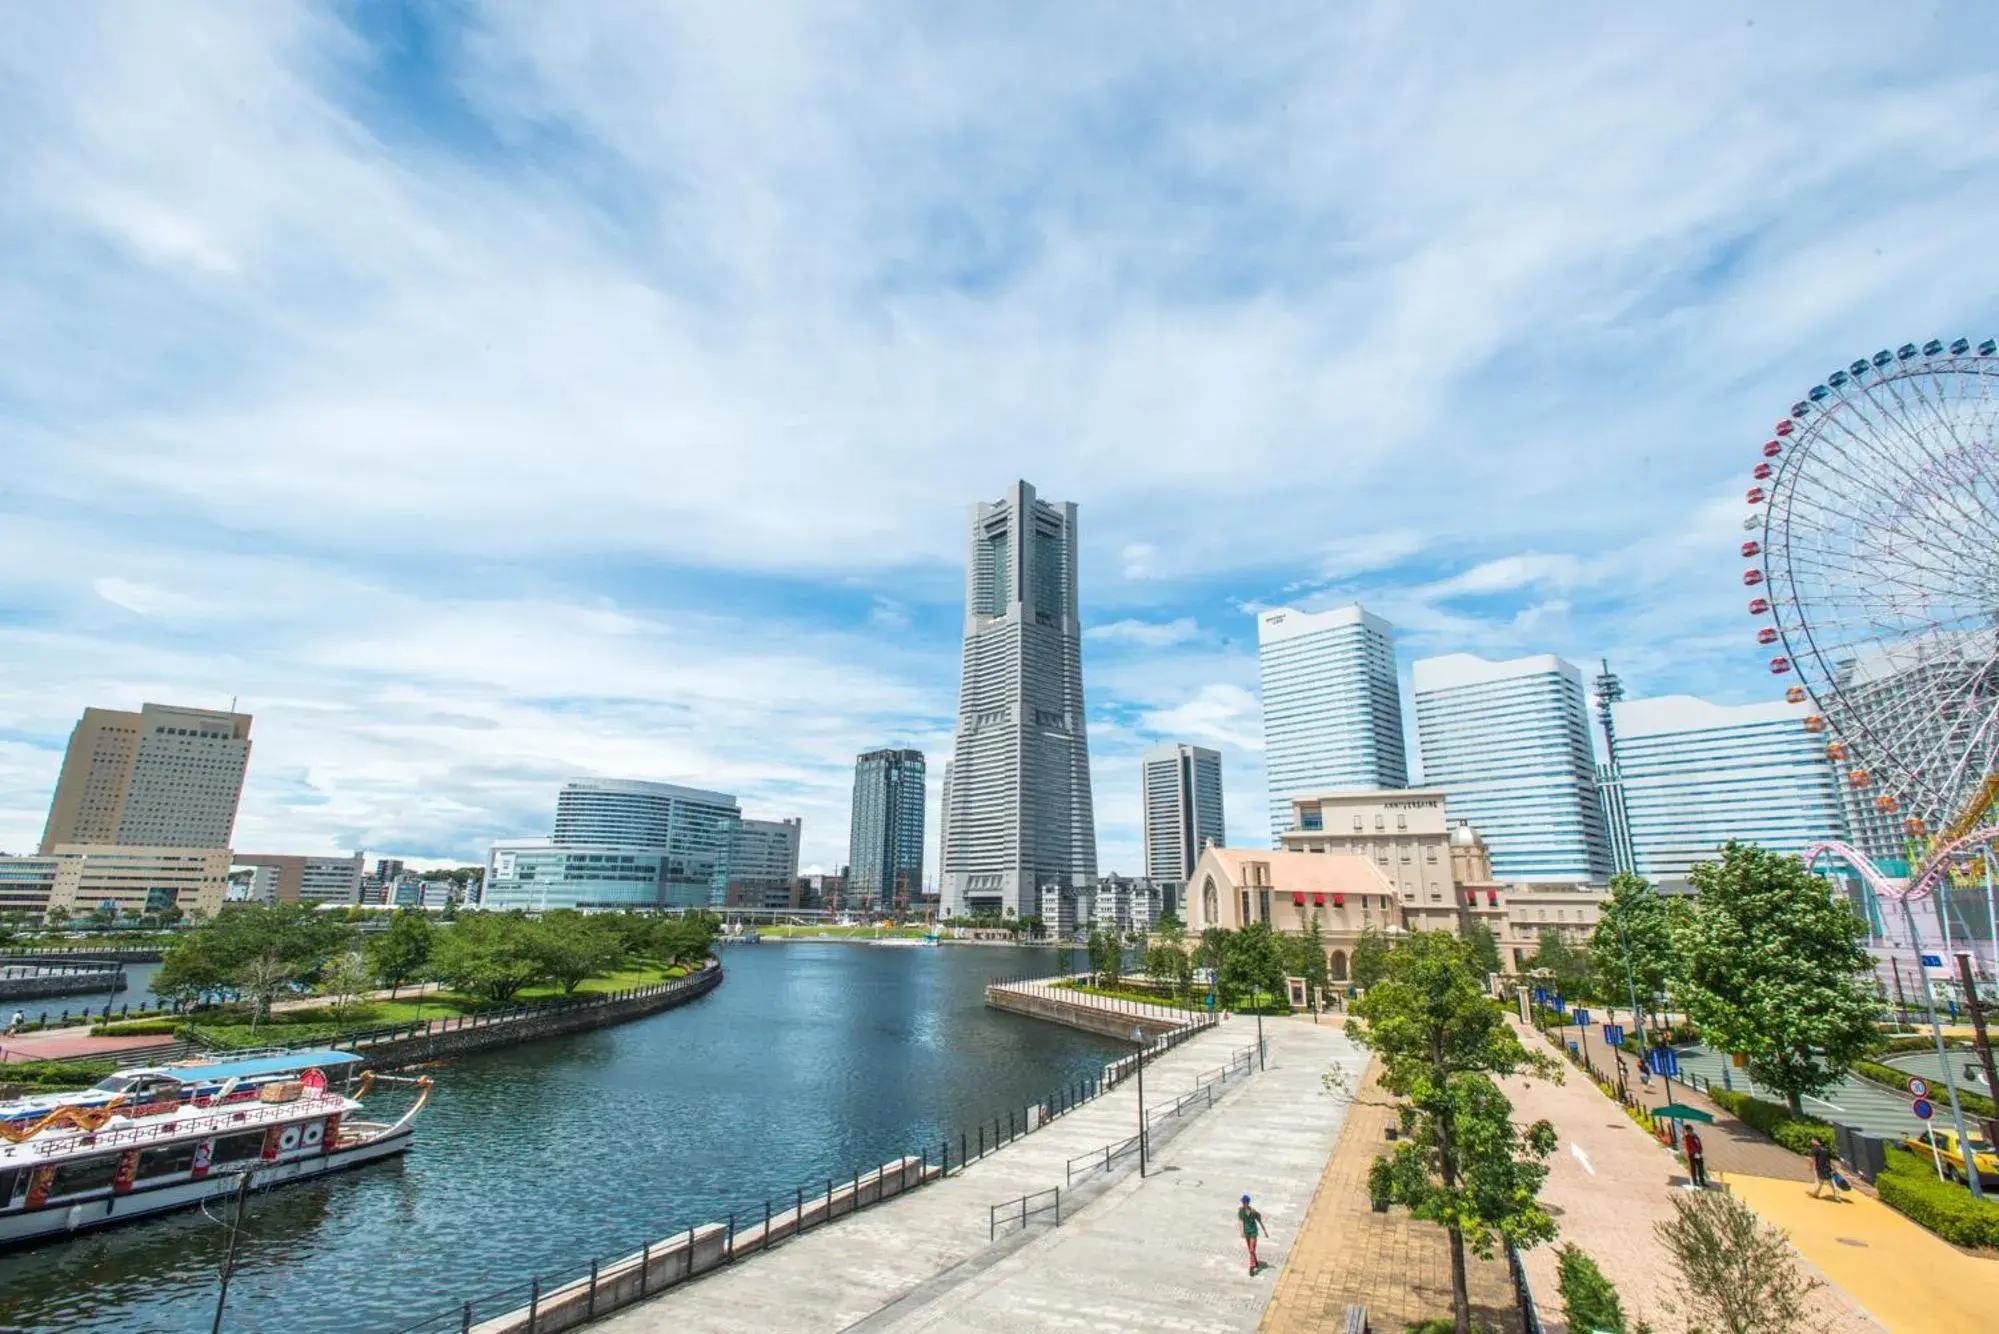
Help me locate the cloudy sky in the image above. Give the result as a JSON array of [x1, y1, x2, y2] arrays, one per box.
[[2, 3, 1995, 876]]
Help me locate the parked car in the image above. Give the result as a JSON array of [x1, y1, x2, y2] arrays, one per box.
[[1903, 1127, 1999, 1187]]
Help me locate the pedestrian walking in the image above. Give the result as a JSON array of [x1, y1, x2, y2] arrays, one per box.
[[1237, 1194, 1268, 1274], [1683, 1127, 1707, 1188], [4, 1010, 22, 1036], [1807, 1137, 1839, 1199]]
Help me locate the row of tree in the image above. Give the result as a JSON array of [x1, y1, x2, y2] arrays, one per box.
[[154, 904, 720, 1020], [1522, 842, 1881, 1115]]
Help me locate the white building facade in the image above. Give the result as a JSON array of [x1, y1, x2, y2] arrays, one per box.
[[1257, 605, 1409, 844], [941, 481, 1097, 917], [1612, 695, 1851, 883], [1140, 743, 1225, 885], [1412, 653, 1612, 882]]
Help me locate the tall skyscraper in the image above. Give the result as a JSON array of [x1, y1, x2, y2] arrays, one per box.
[[40, 703, 253, 853], [849, 748, 927, 912], [1257, 605, 1408, 844], [1612, 695, 1850, 883], [941, 481, 1097, 917], [1141, 743, 1226, 884], [1412, 653, 1612, 882]]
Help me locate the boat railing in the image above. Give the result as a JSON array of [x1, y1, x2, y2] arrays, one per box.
[[6, 1092, 351, 1159]]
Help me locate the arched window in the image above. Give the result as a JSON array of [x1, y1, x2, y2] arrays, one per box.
[[1202, 876, 1219, 926], [1329, 949, 1349, 982]]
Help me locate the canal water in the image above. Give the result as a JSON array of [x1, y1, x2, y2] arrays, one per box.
[[0, 942, 1115, 1333]]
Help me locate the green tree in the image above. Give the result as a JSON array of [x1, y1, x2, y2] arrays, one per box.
[[1226, 922, 1287, 1010], [1590, 872, 1676, 1028], [364, 910, 435, 998], [1462, 921, 1502, 980], [1675, 841, 1882, 1115], [154, 903, 355, 1018], [1280, 913, 1332, 1009], [531, 911, 627, 994], [1350, 926, 1392, 990], [1085, 925, 1122, 989], [1525, 928, 1594, 1001], [1351, 931, 1560, 1334], [428, 911, 547, 1004], [318, 950, 374, 1023]]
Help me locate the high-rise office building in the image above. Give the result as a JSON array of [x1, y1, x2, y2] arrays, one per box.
[[1257, 605, 1408, 843], [1612, 695, 1850, 883], [1411, 653, 1612, 882], [40, 703, 253, 853], [729, 816, 802, 901], [1141, 743, 1225, 884], [941, 481, 1097, 917], [486, 777, 744, 909], [849, 748, 927, 912], [235, 852, 367, 905]]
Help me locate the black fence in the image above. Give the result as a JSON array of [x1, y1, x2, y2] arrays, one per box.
[[988, 1186, 1062, 1240], [1505, 1239, 1544, 1334], [388, 986, 1227, 1333], [1065, 1041, 1258, 1185]]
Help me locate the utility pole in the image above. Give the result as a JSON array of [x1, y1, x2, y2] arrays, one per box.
[[211, 1168, 256, 1334], [1900, 897, 1984, 1201], [1131, 1026, 1148, 1178], [1956, 952, 1999, 1143]]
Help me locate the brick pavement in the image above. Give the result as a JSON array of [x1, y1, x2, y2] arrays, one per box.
[[1263, 1027, 1519, 1334]]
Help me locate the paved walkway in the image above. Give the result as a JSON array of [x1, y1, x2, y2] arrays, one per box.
[[1264, 1024, 1519, 1333], [595, 1019, 1363, 1334]]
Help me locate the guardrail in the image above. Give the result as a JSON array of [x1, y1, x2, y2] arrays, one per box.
[[1505, 1238, 1544, 1334], [1065, 1041, 1259, 1186], [988, 1186, 1061, 1240]]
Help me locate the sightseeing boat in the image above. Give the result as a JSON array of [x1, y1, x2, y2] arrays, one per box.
[[0, 1051, 430, 1247]]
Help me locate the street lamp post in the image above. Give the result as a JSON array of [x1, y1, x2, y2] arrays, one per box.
[[1132, 1024, 1148, 1178], [1255, 1008, 1265, 1071]]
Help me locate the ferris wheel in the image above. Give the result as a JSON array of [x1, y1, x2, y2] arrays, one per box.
[[1743, 337, 1999, 898]]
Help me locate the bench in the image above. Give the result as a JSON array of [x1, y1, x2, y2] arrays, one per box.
[[1344, 1305, 1370, 1334]]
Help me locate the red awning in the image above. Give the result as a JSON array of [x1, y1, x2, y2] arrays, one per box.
[[1293, 892, 1305, 906], [1332, 893, 1344, 907], [1312, 893, 1325, 907]]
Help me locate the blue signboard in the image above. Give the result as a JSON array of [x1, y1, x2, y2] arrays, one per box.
[[1573, 1008, 1591, 1027], [1912, 1097, 1934, 1121], [1603, 1024, 1624, 1047], [1647, 1047, 1681, 1078], [1921, 954, 1944, 968]]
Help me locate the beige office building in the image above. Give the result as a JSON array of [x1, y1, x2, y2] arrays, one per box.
[[48, 845, 232, 918], [1278, 789, 1462, 932], [40, 703, 253, 853], [235, 852, 366, 906]]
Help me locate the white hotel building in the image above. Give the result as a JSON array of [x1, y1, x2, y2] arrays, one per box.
[[1612, 695, 1851, 883], [1412, 653, 1612, 883], [1257, 605, 1409, 844]]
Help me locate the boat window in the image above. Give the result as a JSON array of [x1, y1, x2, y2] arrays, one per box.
[[48, 1155, 123, 1200], [0, 1168, 18, 1207], [211, 1131, 267, 1165], [138, 1140, 203, 1180], [92, 1075, 137, 1093]]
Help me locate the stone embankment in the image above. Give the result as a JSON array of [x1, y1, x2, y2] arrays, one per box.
[[985, 976, 1201, 1041], [337, 961, 724, 1070], [0, 957, 126, 1002]]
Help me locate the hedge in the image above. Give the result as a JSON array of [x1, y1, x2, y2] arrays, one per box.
[[1853, 1058, 1998, 1121], [88, 1016, 186, 1038], [1875, 1146, 1999, 1250], [1708, 1089, 1837, 1156]]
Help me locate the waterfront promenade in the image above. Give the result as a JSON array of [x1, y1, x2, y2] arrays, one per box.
[[594, 1018, 1366, 1334]]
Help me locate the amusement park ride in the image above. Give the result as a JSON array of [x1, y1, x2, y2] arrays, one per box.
[[1740, 335, 1999, 1197]]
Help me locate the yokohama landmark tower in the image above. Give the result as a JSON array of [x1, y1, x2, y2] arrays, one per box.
[[941, 480, 1097, 917]]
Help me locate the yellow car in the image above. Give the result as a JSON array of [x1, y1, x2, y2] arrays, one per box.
[[1903, 1127, 1999, 1187]]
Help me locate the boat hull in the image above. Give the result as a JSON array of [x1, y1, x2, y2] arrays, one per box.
[[0, 1128, 414, 1249]]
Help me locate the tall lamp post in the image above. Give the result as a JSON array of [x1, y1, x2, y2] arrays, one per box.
[[1132, 1024, 1148, 1178]]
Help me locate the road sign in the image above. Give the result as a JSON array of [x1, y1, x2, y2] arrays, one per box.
[[1912, 1097, 1935, 1121], [1921, 953, 1944, 968], [1907, 1076, 1929, 1099], [1647, 1047, 1681, 1078], [1573, 1008, 1591, 1026], [1603, 1024, 1624, 1047]]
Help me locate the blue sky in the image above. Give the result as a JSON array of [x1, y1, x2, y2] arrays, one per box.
[[2, 3, 1996, 875]]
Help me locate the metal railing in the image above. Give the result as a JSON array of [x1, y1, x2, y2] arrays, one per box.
[[1505, 1238, 1544, 1334], [988, 1186, 1061, 1240], [1063, 1041, 1259, 1185]]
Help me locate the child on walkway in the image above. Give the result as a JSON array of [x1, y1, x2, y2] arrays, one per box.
[[1238, 1194, 1268, 1274]]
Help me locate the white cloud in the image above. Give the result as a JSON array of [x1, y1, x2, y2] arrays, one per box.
[[1141, 684, 1263, 754], [92, 577, 212, 620], [1088, 617, 1201, 649]]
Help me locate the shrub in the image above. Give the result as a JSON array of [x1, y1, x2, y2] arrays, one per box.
[[88, 1017, 184, 1037], [1875, 1146, 1999, 1250], [1556, 1244, 1627, 1333], [1708, 1089, 1836, 1156], [1655, 1189, 1820, 1334]]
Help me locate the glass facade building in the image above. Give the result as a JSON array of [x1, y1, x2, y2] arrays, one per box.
[[481, 778, 742, 909], [1141, 743, 1225, 884], [1412, 653, 1612, 882], [1611, 695, 1851, 883], [1257, 605, 1408, 844], [849, 748, 926, 911], [484, 842, 687, 911]]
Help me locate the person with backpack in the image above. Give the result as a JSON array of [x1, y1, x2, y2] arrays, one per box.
[[1683, 1126, 1708, 1188]]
